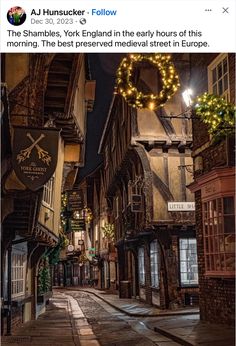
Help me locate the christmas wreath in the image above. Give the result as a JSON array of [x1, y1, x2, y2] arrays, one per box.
[[116, 54, 180, 110]]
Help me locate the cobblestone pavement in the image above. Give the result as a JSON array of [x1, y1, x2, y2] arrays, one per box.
[[65, 290, 181, 346]]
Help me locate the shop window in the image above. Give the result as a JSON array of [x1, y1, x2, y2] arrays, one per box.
[[11, 252, 26, 298], [138, 247, 145, 285], [42, 176, 54, 208], [208, 54, 230, 101], [179, 238, 198, 286], [150, 240, 160, 288], [203, 196, 235, 276]]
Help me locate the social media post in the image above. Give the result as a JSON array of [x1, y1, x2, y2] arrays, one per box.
[[1, 50, 235, 341], [1, 0, 236, 341], [1, 0, 235, 52]]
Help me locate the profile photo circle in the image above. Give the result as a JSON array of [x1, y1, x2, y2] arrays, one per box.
[[7, 6, 26, 26]]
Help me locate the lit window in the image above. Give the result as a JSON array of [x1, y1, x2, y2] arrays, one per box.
[[203, 197, 235, 276], [179, 238, 198, 286], [150, 240, 160, 288], [11, 252, 26, 298], [138, 247, 145, 285], [208, 54, 230, 101], [42, 176, 54, 208]]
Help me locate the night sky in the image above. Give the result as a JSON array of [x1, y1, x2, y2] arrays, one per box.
[[78, 53, 124, 182]]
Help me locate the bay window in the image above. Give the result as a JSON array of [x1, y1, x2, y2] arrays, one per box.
[[203, 196, 235, 276]]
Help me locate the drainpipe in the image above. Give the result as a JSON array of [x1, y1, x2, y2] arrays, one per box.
[[6, 245, 12, 335]]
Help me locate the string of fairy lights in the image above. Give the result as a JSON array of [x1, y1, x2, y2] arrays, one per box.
[[195, 93, 235, 137], [115, 53, 235, 138]]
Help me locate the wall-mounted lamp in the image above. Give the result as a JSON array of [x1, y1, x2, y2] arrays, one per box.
[[182, 89, 193, 107]]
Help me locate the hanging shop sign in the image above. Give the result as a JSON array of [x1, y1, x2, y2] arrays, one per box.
[[131, 194, 143, 212], [71, 219, 86, 232], [67, 190, 83, 211], [12, 127, 60, 191], [67, 245, 74, 252], [168, 202, 195, 211]]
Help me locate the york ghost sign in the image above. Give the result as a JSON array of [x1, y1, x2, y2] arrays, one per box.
[[12, 127, 60, 191]]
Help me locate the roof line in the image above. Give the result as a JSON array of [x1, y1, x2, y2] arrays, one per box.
[[98, 94, 116, 154]]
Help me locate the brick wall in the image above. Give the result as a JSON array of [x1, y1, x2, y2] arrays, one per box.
[[2, 306, 23, 336], [195, 190, 235, 325], [191, 53, 235, 325]]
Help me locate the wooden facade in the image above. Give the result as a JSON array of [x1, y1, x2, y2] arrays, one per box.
[[85, 54, 199, 308], [1, 53, 90, 334]]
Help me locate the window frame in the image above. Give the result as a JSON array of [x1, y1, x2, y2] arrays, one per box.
[[138, 247, 145, 286], [202, 195, 235, 277], [150, 240, 160, 288], [179, 238, 199, 287], [208, 53, 230, 101], [42, 176, 55, 209], [11, 250, 27, 299]]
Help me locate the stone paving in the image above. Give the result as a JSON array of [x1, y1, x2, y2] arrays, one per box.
[[73, 287, 198, 317], [1, 292, 99, 346], [65, 290, 180, 346], [66, 287, 235, 346], [145, 314, 235, 346], [1, 289, 235, 346]]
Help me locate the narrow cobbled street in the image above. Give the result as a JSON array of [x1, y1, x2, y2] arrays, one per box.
[[1, 290, 180, 346], [66, 290, 180, 346]]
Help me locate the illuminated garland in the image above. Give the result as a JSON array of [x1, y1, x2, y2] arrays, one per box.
[[115, 53, 180, 110], [195, 93, 235, 138], [101, 223, 115, 241]]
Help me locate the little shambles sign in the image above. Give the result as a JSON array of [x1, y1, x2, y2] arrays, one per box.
[[12, 127, 60, 191], [168, 202, 195, 211]]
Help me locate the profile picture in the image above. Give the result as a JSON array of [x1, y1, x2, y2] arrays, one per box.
[[7, 6, 26, 26]]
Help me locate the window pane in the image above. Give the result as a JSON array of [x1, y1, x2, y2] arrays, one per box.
[[213, 84, 217, 95], [223, 58, 228, 74], [150, 240, 159, 287], [11, 252, 25, 296], [179, 238, 198, 286], [138, 247, 145, 285], [218, 79, 223, 95], [225, 254, 234, 271], [223, 197, 234, 214], [224, 216, 235, 234], [224, 234, 235, 253], [219, 236, 225, 252], [212, 68, 217, 83], [217, 198, 222, 216], [180, 239, 188, 250], [223, 75, 228, 91], [217, 63, 223, 78]]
